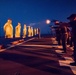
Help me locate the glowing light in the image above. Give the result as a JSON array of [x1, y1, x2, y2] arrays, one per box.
[[11, 41, 19, 45], [55, 21, 59, 24], [19, 39, 24, 42], [55, 21, 59, 25], [46, 19, 51, 24]]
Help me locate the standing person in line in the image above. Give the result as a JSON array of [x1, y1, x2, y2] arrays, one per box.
[[67, 14, 76, 66], [55, 27, 61, 45], [69, 29, 73, 47], [3, 19, 13, 38], [66, 27, 71, 45], [23, 24, 27, 38], [34, 28, 37, 36], [28, 26, 31, 37], [60, 23, 67, 53], [38, 28, 41, 38], [15, 22, 21, 38], [31, 27, 33, 37]]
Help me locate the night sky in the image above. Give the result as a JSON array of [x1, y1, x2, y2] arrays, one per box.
[[0, 0, 76, 36]]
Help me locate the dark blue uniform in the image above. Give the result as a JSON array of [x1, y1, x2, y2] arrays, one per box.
[[69, 21, 76, 65], [60, 26, 67, 53]]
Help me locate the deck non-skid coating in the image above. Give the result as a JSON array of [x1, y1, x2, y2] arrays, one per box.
[[0, 37, 75, 75]]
